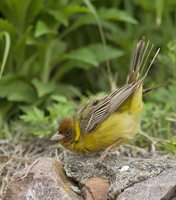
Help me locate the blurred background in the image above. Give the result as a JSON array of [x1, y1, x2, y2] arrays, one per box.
[[0, 0, 175, 152]]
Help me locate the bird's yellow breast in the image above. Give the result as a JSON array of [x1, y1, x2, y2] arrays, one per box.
[[69, 86, 143, 153]]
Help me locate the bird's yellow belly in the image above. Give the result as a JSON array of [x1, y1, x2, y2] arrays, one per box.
[[70, 87, 143, 153], [81, 111, 141, 152]]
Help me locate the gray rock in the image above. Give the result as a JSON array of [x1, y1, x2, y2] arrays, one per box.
[[117, 166, 176, 200], [63, 154, 176, 199]]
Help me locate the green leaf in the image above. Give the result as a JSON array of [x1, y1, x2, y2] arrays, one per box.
[[34, 20, 57, 38], [51, 95, 68, 103], [48, 95, 75, 120], [50, 38, 67, 66], [54, 44, 123, 81], [47, 9, 68, 26], [66, 5, 89, 15], [0, 31, 11, 80], [20, 106, 46, 122], [0, 19, 16, 42], [133, 0, 155, 10], [59, 13, 95, 39], [13, 26, 32, 71], [0, 0, 42, 33], [53, 83, 78, 97], [20, 53, 38, 76], [24, 0, 43, 29], [0, 100, 12, 122], [98, 7, 138, 24], [0, 74, 37, 103], [32, 78, 57, 98], [60, 47, 98, 66], [53, 60, 93, 81], [87, 43, 124, 63], [33, 107, 45, 119], [59, 7, 137, 39]]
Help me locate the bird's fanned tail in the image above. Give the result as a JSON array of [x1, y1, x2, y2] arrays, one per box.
[[79, 37, 160, 133], [128, 36, 161, 94]]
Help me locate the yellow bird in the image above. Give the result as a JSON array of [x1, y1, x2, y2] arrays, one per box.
[[51, 37, 160, 162]]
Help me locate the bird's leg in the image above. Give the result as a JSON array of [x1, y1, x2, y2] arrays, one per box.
[[96, 138, 124, 163], [19, 157, 42, 181]]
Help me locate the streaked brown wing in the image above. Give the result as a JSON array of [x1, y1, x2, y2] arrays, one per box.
[[84, 80, 143, 133]]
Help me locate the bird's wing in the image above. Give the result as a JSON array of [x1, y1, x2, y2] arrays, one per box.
[[81, 79, 143, 133]]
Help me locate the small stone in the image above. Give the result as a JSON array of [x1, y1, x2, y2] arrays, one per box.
[[119, 166, 129, 172], [82, 177, 109, 200], [71, 186, 82, 195]]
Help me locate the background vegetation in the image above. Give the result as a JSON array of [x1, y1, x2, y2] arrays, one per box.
[[0, 0, 175, 153]]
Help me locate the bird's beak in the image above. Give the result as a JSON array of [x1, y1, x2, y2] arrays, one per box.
[[50, 131, 65, 140]]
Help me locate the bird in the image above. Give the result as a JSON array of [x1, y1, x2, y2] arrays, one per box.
[[51, 37, 160, 163]]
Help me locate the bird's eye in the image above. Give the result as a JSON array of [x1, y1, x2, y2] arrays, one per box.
[[65, 131, 71, 136]]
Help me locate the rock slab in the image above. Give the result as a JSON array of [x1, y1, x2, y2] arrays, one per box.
[[117, 166, 176, 200], [3, 158, 83, 200], [63, 154, 176, 199]]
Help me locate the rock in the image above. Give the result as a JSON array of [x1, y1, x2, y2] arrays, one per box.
[[82, 177, 109, 200], [117, 166, 176, 200], [3, 154, 176, 200], [3, 158, 83, 200], [63, 154, 176, 199]]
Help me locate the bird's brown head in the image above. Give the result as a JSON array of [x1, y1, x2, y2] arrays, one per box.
[[50, 116, 76, 148]]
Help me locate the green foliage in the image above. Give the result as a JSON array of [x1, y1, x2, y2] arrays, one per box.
[[0, 0, 175, 152], [140, 39, 176, 152], [19, 95, 75, 138], [0, 0, 130, 132]]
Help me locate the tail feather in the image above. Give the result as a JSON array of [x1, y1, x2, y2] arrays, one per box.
[[142, 84, 162, 96], [127, 36, 160, 96], [128, 36, 145, 84]]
